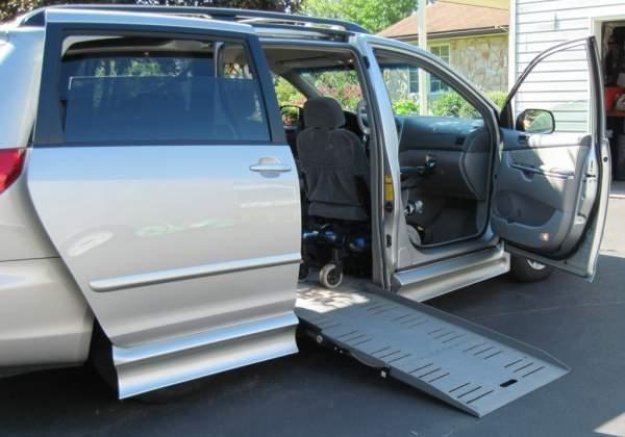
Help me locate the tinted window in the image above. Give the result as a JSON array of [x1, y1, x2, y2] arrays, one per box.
[[60, 37, 270, 144]]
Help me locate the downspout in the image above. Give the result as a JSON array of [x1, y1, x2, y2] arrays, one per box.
[[507, 0, 516, 96], [418, 0, 428, 115]]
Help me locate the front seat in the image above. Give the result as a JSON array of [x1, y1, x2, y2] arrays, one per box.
[[297, 97, 370, 221], [297, 97, 371, 288]]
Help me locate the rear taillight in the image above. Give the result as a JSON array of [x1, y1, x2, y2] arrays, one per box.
[[0, 149, 25, 194]]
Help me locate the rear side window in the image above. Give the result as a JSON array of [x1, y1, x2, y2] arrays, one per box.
[[60, 36, 270, 144]]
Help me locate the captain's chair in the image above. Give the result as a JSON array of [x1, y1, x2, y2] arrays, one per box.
[[297, 97, 371, 288]]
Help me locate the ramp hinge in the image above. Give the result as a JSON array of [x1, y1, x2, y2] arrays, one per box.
[[386, 234, 392, 247]]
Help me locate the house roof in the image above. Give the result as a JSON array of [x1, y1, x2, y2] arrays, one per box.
[[378, 2, 509, 40]]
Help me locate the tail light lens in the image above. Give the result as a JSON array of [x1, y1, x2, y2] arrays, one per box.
[[0, 149, 26, 194]]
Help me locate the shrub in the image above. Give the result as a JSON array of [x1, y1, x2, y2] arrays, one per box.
[[486, 91, 507, 110], [430, 90, 508, 118], [392, 99, 420, 116], [431, 92, 465, 117], [275, 77, 306, 107], [316, 83, 362, 111]]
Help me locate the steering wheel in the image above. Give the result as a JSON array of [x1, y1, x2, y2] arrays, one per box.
[[356, 99, 371, 136]]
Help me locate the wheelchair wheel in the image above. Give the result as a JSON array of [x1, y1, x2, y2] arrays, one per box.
[[319, 263, 343, 289]]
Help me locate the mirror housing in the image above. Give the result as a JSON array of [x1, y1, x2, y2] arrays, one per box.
[[516, 109, 556, 134], [280, 105, 302, 128]]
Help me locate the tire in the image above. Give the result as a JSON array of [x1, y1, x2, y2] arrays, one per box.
[[509, 255, 554, 283], [319, 263, 343, 289]]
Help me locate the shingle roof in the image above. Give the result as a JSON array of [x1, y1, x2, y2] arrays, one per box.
[[378, 2, 509, 39]]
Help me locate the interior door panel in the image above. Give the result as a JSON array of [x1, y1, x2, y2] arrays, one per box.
[[493, 37, 609, 278], [492, 130, 592, 252]]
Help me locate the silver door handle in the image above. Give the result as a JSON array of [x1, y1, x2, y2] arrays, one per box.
[[249, 163, 292, 173]]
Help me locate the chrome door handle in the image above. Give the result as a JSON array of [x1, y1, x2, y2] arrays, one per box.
[[249, 163, 292, 173], [249, 157, 292, 174]]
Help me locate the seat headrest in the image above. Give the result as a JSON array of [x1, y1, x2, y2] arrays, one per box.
[[303, 97, 345, 129]]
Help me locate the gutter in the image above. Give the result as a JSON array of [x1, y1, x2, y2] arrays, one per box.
[[386, 26, 509, 42]]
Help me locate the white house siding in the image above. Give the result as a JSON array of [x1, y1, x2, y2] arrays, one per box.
[[513, 0, 625, 132]]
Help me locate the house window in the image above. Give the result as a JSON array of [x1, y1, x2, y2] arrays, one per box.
[[408, 44, 451, 94], [431, 45, 450, 63], [409, 68, 419, 94], [429, 45, 450, 93]]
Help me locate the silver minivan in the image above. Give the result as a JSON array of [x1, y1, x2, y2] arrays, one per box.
[[0, 5, 609, 416]]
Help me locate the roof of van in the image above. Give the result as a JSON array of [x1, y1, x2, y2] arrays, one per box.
[[19, 5, 369, 35]]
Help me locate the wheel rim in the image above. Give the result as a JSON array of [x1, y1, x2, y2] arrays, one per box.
[[327, 268, 341, 285], [526, 259, 547, 270]]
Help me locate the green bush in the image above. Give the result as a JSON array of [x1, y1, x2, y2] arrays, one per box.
[[430, 90, 508, 118], [274, 77, 306, 107], [274, 72, 362, 110], [392, 99, 420, 116], [431, 92, 465, 117], [485, 91, 507, 110]]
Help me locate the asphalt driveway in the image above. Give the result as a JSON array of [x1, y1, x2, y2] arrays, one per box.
[[1, 196, 624, 437]]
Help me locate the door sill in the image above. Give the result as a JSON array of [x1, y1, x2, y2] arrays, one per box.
[[394, 246, 510, 302], [112, 312, 298, 399]]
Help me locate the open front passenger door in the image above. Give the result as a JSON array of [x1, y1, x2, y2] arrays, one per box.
[[492, 37, 610, 279]]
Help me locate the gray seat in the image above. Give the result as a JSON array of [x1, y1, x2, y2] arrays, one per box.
[[297, 97, 370, 221]]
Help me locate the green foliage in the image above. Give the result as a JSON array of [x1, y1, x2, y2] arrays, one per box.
[[0, 0, 302, 22], [303, 70, 362, 110], [276, 69, 364, 111], [392, 99, 419, 116], [431, 92, 467, 117], [274, 76, 306, 107], [431, 91, 509, 118], [1, 0, 52, 21], [210, 0, 303, 11], [392, 90, 509, 119], [486, 91, 507, 110], [302, 0, 415, 33]]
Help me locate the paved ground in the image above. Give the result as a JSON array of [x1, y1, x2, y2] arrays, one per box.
[[1, 197, 624, 437], [612, 180, 625, 199]]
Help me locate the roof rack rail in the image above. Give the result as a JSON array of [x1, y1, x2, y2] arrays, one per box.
[[21, 5, 370, 34]]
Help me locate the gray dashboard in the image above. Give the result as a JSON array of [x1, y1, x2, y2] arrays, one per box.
[[397, 116, 491, 200]]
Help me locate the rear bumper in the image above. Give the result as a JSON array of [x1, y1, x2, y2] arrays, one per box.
[[0, 257, 93, 376]]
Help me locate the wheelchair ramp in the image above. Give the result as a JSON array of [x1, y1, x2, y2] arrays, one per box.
[[295, 287, 568, 417]]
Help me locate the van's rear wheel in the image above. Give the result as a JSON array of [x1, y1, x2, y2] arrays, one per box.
[[320, 263, 343, 289], [509, 255, 554, 282]]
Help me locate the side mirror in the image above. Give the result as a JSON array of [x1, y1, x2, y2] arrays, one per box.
[[516, 108, 555, 134], [280, 105, 302, 128]]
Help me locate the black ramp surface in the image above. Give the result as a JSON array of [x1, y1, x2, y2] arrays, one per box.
[[295, 287, 569, 417]]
